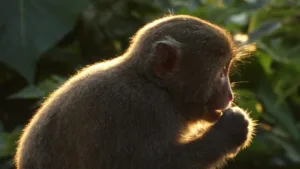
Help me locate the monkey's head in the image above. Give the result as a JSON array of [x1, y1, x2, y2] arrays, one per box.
[[127, 15, 238, 122]]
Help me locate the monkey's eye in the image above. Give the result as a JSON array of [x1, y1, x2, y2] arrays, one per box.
[[220, 66, 227, 77]]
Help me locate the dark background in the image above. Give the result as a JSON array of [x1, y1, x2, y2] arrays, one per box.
[[1, 0, 300, 168]]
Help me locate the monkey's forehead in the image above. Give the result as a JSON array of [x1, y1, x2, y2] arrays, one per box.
[[133, 15, 232, 47]]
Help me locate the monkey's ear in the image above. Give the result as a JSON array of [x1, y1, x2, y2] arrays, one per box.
[[153, 37, 181, 78]]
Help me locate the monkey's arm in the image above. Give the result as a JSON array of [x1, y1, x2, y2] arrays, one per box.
[[157, 127, 239, 169], [135, 107, 253, 169], [132, 127, 236, 169]]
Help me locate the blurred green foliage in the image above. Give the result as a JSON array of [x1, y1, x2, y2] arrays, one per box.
[[0, 0, 300, 169]]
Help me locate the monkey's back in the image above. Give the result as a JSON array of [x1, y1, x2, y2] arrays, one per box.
[[15, 58, 175, 169]]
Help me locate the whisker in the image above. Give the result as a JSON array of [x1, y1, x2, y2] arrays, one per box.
[[231, 81, 249, 88]]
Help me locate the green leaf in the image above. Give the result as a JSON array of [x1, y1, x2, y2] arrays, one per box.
[[236, 0, 269, 12], [257, 83, 300, 141], [8, 75, 67, 99], [248, 21, 282, 43], [0, 127, 22, 157], [235, 89, 262, 120], [38, 75, 67, 93], [256, 50, 273, 74], [267, 134, 300, 163], [0, 0, 89, 84], [258, 42, 282, 62], [285, 44, 300, 64], [8, 85, 45, 99]]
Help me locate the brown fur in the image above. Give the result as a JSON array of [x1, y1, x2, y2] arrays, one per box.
[[15, 15, 255, 169]]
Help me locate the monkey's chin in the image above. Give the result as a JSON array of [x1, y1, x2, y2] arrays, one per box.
[[201, 109, 223, 123]]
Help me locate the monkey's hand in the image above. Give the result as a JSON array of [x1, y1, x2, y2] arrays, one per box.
[[213, 106, 255, 150]]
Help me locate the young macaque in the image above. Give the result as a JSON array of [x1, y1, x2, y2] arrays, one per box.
[[15, 15, 255, 169]]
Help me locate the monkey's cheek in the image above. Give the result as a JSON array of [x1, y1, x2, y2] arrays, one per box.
[[201, 110, 223, 123]]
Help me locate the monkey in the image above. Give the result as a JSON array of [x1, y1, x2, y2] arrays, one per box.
[[15, 15, 255, 169]]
